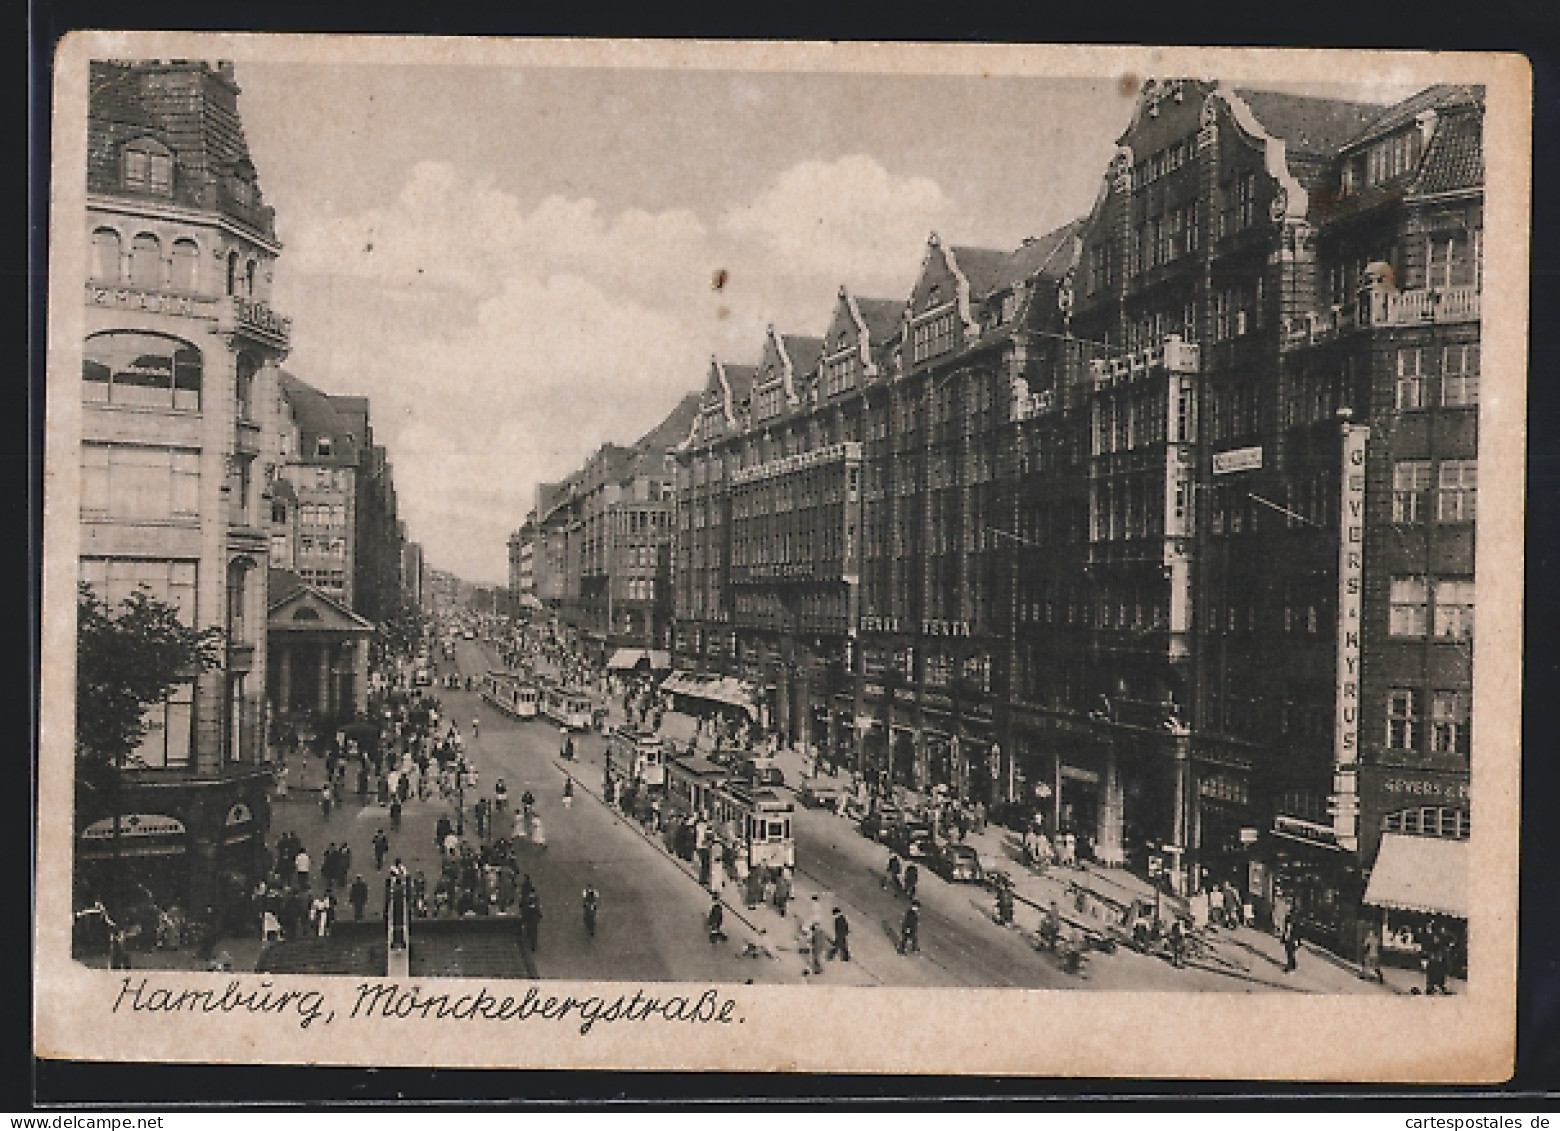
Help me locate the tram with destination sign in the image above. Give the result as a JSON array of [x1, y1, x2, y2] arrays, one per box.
[[481, 669, 539, 719], [540, 679, 593, 731], [662, 754, 795, 871]]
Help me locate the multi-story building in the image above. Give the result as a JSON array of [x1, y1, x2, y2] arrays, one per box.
[[400, 532, 424, 611], [271, 371, 358, 603], [667, 79, 1481, 957], [78, 59, 289, 912], [526, 395, 697, 662]]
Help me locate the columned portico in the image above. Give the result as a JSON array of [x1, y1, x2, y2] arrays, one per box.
[[266, 570, 375, 727]]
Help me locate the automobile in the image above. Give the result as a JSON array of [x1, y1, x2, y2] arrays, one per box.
[[887, 820, 936, 862], [933, 842, 984, 884], [414, 668, 432, 686], [463, 629, 476, 640], [798, 780, 847, 809], [738, 757, 785, 788], [857, 803, 903, 843]]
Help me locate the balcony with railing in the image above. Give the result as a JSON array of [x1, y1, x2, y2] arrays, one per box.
[[219, 295, 292, 349], [1088, 336, 1201, 387], [1281, 285, 1480, 351]]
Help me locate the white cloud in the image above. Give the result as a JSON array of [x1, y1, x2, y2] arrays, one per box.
[[717, 153, 959, 299], [274, 155, 963, 582]]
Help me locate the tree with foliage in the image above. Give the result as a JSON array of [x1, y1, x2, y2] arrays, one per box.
[[76, 583, 223, 781]]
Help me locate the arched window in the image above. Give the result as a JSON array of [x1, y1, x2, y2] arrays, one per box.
[[227, 251, 241, 297], [128, 233, 162, 289], [82, 331, 202, 411], [91, 228, 121, 283], [245, 260, 258, 298], [169, 238, 199, 291]]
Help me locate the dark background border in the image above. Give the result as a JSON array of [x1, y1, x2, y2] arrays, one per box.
[[23, 0, 1560, 1107]]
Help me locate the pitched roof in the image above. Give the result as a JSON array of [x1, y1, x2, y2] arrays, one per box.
[[999, 220, 1082, 289], [946, 245, 1012, 301], [267, 567, 306, 606], [781, 335, 824, 379], [723, 364, 759, 404], [634, 392, 702, 454], [1230, 88, 1383, 156], [853, 297, 904, 341], [1413, 106, 1483, 195], [1346, 84, 1485, 150], [279, 371, 360, 466], [88, 60, 277, 242]]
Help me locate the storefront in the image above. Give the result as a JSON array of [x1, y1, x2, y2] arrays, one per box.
[[1361, 831, 1468, 978], [1262, 815, 1364, 953]]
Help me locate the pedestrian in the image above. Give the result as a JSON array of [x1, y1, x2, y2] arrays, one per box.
[[899, 900, 920, 954], [903, 862, 919, 901], [531, 815, 547, 850], [884, 852, 902, 894], [582, 885, 599, 937], [320, 782, 333, 821], [349, 875, 369, 921], [494, 778, 508, 813], [389, 797, 403, 833], [706, 894, 726, 944], [1283, 911, 1302, 973], [519, 889, 542, 952], [774, 867, 792, 917], [1360, 924, 1384, 984], [562, 778, 574, 809], [808, 907, 827, 974], [831, 907, 851, 962], [294, 846, 311, 891], [1169, 918, 1187, 968], [373, 828, 390, 871], [435, 815, 452, 848]]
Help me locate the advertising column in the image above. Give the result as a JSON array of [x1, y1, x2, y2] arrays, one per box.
[[1330, 422, 1368, 852]]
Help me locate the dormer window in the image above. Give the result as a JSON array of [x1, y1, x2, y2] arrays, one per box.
[[122, 139, 173, 197], [316, 436, 333, 458]]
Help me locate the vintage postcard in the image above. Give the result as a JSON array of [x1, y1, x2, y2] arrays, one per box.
[[37, 33, 1529, 1080]]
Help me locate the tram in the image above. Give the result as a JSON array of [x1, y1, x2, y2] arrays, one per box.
[[480, 669, 539, 719], [540, 679, 593, 731], [662, 754, 795, 871], [606, 726, 667, 789]]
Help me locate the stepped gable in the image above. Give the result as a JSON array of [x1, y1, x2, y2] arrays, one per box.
[[1230, 88, 1382, 157], [722, 363, 759, 407], [279, 371, 360, 466], [87, 60, 277, 242]]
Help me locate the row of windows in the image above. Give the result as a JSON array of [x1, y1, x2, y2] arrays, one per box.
[[1386, 687, 1471, 756], [296, 502, 347, 527], [81, 444, 200, 522], [1388, 577, 1475, 639], [1392, 460, 1478, 523], [911, 310, 958, 364], [298, 568, 346, 591], [91, 228, 264, 298], [1382, 806, 1470, 839], [80, 556, 199, 623], [1395, 345, 1482, 409]]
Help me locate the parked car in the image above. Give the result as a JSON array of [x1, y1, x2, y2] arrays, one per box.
[[858, 804, 903, 843], [888, 821, 937, 862], [798, 780, 847, 809], [933, 842, 984, 884]]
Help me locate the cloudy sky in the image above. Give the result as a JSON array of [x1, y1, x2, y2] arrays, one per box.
[[235, 63, 1413, 584]]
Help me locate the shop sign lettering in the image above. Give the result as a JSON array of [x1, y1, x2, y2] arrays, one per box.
[[920, 619, 971, 637], [1382, 777, 1471, 802], [1330, 424, 1367, 850], [87, 284, 202, 319]]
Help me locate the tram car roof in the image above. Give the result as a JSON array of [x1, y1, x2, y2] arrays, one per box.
[[668, 754, 729, 779]]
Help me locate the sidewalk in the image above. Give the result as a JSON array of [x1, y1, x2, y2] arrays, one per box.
[[767, 746, 1399, 995]]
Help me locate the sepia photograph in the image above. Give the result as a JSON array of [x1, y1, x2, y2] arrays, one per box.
[[37, 34, 1528, 1079]]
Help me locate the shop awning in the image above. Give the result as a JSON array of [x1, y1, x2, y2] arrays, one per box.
[[1363, 833, 1469, 919], [660, 672, 758, 719], [658, 710, 699, 747], [647, 650, 672, 670], [607, 648, 644, 671]]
